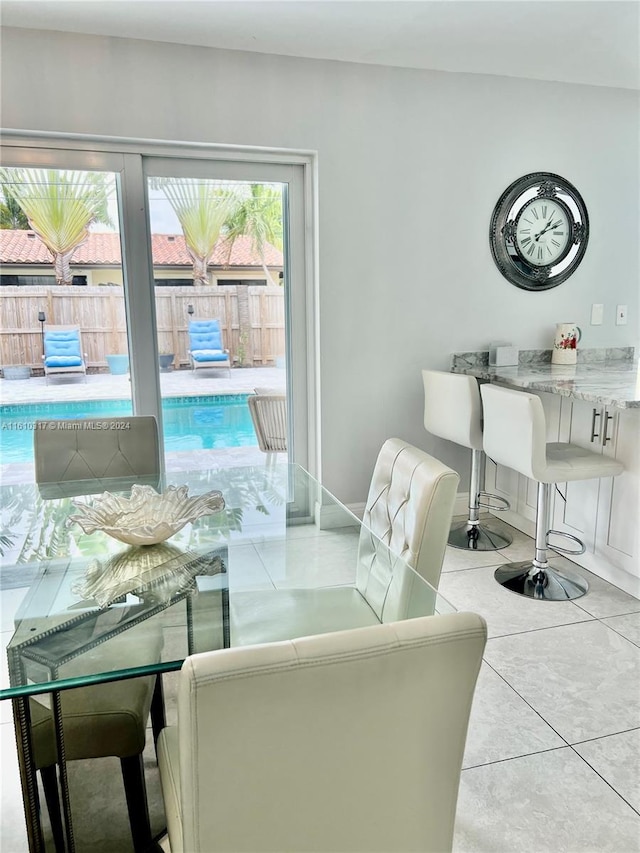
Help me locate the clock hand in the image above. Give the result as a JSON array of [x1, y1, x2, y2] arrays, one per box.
[[536, 219, 562, 240]]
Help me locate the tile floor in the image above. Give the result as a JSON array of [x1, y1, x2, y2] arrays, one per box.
[[1, 515, 639, 851], [442, 517, 640, 852]]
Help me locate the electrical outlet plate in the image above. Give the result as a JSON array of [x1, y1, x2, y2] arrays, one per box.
[[591, 304, 604, 325], [616, 305, 628, 326]]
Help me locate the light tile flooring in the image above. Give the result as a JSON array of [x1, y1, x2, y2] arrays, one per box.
[[442, 518, 640, 853], [1, 516, 639, 851]]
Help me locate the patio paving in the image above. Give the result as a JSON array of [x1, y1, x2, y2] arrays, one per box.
[[0, 365, 286, 405], [0, 366, 286, 484]]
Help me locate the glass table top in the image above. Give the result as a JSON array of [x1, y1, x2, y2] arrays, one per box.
[[0, 464, 455, 699]]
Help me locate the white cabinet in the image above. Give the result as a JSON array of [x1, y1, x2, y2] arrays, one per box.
[[552, 398, 607, 553], [552, 399, 639, 582]]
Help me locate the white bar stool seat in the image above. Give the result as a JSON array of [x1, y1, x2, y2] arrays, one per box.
[[480, 383, 624, 600], [422, 370, 512, 551]]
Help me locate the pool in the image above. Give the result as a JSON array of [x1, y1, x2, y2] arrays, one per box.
[[0, 395, 257, 465]]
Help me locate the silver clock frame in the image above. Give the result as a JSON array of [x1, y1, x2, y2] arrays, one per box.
[[490, 172, 589, 291]]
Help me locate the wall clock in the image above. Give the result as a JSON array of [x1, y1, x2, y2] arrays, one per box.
[[489, 172, 589, 291]]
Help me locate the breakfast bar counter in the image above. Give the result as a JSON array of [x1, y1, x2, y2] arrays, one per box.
[[449, 347, 640, 597], [451, 348, 639, 409]]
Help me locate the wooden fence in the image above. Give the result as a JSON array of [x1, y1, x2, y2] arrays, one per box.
[[0, 286, 285, 370]]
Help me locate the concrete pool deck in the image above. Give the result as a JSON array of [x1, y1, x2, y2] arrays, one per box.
[[0, 366, 286, 406], [0, 366, 287, 484]]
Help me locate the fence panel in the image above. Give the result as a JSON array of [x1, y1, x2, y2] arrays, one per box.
[[0, 286, 285, 370]]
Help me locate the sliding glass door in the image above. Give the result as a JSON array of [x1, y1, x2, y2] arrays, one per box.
[[0, 150, 134, 485], [141, 157, 301, 473], [0, 139, 313, 483]]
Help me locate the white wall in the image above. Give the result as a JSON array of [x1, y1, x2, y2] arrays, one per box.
[[1, 28, 638, 502]]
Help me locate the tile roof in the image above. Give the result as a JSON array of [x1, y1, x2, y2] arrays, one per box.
[[0, 230, 283, 268]]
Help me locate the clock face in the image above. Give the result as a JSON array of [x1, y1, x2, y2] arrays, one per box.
[[489, 172, 589, 291], [515, 199, 570, 267]]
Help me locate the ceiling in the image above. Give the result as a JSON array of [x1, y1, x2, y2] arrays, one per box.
[[2, 0, 639, 90]]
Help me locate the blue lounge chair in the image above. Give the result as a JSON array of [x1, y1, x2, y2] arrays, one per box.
[[188, 319, 231, 376], [43, 325, 87, 383]]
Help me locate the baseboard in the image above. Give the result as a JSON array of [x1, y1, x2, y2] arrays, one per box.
[[315, 501, 365, 529], [347, 497, 468, 522], [344, 502, 366, 520]]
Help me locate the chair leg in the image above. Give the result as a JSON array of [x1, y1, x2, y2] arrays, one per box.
[[120, 754, 152, 853], [40, 765, 66, 853], [493, 481, 589, 600], [150, 675, 166, 748], [447, 450, 512, 551]]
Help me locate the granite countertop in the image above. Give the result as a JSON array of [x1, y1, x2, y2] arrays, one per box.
[[451, 348, 640, 409]]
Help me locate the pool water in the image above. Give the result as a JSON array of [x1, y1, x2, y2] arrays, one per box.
[[0, 395, 257, 465]]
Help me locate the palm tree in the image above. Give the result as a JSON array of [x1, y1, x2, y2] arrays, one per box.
[[0, 189, 29, 229], [224, 184, 283, 285], [149, 178, 238, 286], [0, 168, 114, 284], [222, 184, 283, 366]]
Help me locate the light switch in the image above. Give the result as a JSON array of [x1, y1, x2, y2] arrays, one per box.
[[616, 305, 628, 326], [591, 304, 604, 325]]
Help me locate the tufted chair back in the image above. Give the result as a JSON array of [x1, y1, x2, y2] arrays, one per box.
[[188, 319, 223, 351], [34, 416, 160, 486], [358, 438, 459, 608], [43, 326, 83, 365]]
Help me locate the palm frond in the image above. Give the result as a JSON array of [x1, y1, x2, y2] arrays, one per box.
[[0, 167, 115, 257], [151, 177, 240, 261]]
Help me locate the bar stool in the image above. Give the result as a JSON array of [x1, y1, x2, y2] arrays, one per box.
[[422, 370, 512, 551], [480, 383, 624, 600]]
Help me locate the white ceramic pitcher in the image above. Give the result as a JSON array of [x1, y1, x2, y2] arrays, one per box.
[[551, 322, 582, 365]]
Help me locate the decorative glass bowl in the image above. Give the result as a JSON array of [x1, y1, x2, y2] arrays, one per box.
[[70, 484, 225, 546]]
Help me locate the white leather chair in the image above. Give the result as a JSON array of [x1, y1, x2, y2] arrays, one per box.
[[157, 611, 487, 853], [31, 415, 163, 850], [480, 383, 624, 600], [226, 438, 460, 648], [30, 637, 163, 853], [34, 415, 160, 488], [423, 370, 512, 551], [361, 436, 460, 589]]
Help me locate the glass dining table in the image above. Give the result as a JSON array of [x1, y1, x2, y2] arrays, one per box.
[[0, 463, 455, 852]]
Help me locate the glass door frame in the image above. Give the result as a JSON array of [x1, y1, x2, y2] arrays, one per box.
[[0, 132, 318, 474]]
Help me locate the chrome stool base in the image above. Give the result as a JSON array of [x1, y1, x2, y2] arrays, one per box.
[[448, 450, 512, 552], [448, 520, 512, 551], [494, 560, 589, 601]]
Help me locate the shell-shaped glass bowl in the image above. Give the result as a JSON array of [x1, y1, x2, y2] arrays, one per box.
[[70, 484, 225, 545]]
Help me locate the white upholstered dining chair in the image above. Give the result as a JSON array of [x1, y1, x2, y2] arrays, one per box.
[[34, 415, 160, 487], [29, 633, 163, 852], [157, 611, 487, 853], [29, 415, 163, 850], [226, 437, 460, 648]]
